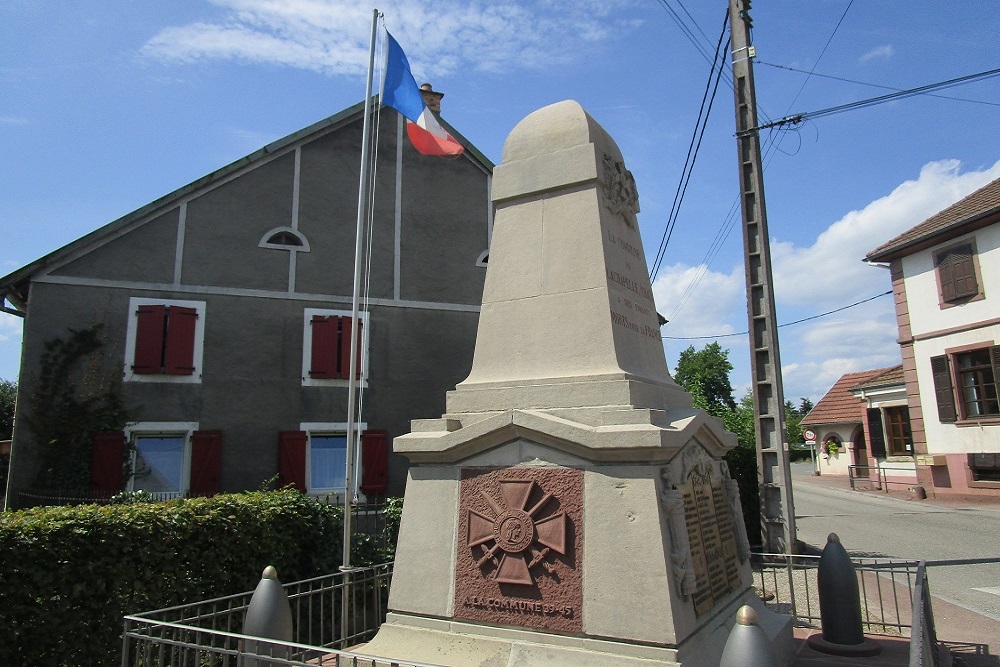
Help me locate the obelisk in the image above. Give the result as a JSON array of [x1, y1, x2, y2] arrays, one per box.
[[362, 100, 792, 667]]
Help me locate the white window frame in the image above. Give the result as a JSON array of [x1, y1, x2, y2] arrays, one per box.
[[125, 422, 198, 497], [123, 297, 207, 384], [301, 308, 369, 387], [300, 421, 366, 496]]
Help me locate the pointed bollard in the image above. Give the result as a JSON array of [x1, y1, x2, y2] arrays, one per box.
[[240, 565, 294, 667], [806, 534, 882, 657], [720, 606, 777, 667]]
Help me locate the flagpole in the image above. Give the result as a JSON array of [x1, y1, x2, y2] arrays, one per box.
[[339, 6, 380, 644], [343, 6, 380, 574]]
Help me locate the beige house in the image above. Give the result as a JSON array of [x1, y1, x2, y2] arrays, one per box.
[[865, 176, 1000, 499], [801, 366, 913, 487]]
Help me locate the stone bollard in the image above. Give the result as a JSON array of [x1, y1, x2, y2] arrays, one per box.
[[719, 605, 777, 667], [240, 565, 294, 667], [806, 534, 881, 657]]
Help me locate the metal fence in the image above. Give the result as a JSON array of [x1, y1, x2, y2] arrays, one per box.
[[752, 552, 920, 636], [848, 465, 919, 492], [121, 562, 443, 667]]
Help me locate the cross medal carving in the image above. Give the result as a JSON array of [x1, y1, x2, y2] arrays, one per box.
[[467, 479, 567, 586]]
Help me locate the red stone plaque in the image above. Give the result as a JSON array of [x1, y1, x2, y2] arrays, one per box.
[[455, 467, 583, 633]]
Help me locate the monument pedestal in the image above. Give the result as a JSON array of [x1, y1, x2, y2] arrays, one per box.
[[362, 101, 792, 666]]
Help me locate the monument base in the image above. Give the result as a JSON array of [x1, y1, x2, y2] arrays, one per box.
[[361, 593, 793, 667]]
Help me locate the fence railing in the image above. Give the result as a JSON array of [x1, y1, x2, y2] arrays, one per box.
[[909, 562, 941, 667], [752, 552, 920, 636], [848, 465, 918, 492], [121, 562, 443, 667]]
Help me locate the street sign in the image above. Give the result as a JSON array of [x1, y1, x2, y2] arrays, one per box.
[[803, 429, 816, 442]]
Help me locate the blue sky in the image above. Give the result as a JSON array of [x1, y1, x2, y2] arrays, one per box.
[[2, 0, 998, 403]]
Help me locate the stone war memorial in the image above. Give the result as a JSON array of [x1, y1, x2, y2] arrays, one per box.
[[362, 100, 793, 666]]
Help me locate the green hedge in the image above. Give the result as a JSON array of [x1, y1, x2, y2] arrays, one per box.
[[0, 490, 399, 667]]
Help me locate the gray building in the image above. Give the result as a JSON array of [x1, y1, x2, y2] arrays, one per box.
[[1, 96, 493, 507]]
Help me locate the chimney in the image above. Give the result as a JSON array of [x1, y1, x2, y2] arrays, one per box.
[[419, 83, 444, 114]]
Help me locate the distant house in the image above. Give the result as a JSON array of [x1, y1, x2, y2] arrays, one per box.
[[865, 175, 1000, 499], [801, 366, 913, 486], [1, 92, 493, 508]]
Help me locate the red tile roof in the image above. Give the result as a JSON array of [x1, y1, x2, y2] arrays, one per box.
[[800, 366, 902, 426], [866, 176, 1000, 261]]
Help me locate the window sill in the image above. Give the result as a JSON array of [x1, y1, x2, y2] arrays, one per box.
[[955, 417, 1000, 428], [885, 455, 915, 463], [968, 480, 1000, 490]]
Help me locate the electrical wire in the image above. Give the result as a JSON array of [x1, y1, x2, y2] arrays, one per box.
[[758, 60, 1000, 108], [756, 67, 1000, 132], [649, 10, 729, 281], [661, 290, 892, 340], [783, 0, 854, 112]]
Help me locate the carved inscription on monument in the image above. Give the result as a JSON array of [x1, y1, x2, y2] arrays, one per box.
[[679, 479, 743, 617], [454, 467, 583, 633]]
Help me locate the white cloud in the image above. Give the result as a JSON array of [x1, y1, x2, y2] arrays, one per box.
[[0, 116, 29, 126], [859, 44, 894, 63], [772, 159, 1000, 310], [141, 0, 641, 78]]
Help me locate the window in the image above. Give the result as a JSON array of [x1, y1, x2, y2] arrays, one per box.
[[122, 424, 221, 497], [259, 226, 310, 251], [124, 298, 206, 383], [278, 424, 386, 496], [931, 346, 1000, 422], [302, 309, 368, 386], [956, 349, 1000, 418], [969, 453, 1000, 482], [934, 241, 981, 305], [884, 407, 913, 456]]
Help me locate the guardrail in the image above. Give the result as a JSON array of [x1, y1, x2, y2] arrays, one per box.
[[121, 562, 445, 667], [909, 562, 941, 667], [848, 465, 918, 492]]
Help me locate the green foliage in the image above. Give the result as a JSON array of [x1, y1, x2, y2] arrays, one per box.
[[783, 397, 814, 445], [25, 326, 130, 494], [0, 378, 15, 440], [721, 393, 761, 548], [0, 490, 402, 667], [673, 342, 737, 416]]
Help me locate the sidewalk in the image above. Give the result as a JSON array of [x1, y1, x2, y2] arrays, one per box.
[[792, 471, 1000, 666]]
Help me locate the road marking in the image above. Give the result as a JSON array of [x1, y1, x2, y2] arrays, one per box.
[[972, 587, 1000, 596]]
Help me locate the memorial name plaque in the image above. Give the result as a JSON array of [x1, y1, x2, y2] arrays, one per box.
[[680, 479, 742, 617], [454, 467, 583, 634]]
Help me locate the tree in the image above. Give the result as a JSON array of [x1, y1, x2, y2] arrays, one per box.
[[673, 344, 760, 546], [783, 397, 815, 445], [673, 342, 737, 417], [0, 379, 15, 440]]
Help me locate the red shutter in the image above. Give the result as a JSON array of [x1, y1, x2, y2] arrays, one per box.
[[278, 431, 308, 492], [337, 317, 364, 380], [133, 305, 166, 374], [360, 429, 388, 495], [310, 316, 338, 379], [190, 430, 222, 496], [164, 306, 198, 375], [90, 431, 126, 496]]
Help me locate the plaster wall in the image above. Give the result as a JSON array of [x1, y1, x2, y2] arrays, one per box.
[[912, 323, 1000, 455], [901, 224, 1000, 337]]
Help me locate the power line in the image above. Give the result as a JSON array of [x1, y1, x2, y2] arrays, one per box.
[[649, 11, 730, 281], [661, 290, 892, 340], [783, 0, 854, 112], [754, 67, 1000, 132], [758, 60, 1000, 108]]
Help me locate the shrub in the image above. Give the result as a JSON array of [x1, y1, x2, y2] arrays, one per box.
[[0, 490, 400, 667]]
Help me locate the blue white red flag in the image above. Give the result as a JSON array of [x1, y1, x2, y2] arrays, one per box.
[[382, 32, 464, 156]]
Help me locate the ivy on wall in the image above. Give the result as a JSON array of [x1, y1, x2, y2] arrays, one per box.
[[25, 325, 130, 493]]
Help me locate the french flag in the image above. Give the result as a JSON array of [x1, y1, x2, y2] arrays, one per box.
[[382, 32, 464, 157]]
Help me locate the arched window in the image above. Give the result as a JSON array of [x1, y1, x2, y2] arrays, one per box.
[[259, 227, 310, 252]]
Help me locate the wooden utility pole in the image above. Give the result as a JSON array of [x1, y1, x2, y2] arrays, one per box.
[[727, 0, 797, 553]]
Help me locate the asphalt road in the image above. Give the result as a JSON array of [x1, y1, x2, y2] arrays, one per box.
[[789, 461, 1000, 623]]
